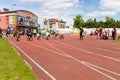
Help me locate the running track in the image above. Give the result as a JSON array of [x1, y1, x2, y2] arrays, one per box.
[[8, 34, 120, 80]]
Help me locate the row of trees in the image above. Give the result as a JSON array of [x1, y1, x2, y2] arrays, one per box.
[[73, 15, 120, 28]]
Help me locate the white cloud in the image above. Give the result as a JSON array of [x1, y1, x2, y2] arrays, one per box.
[[19, 0, 80, 25], [85, 10, 116, 18], [85, 0, 120, 19], [99, 0, 120, 11]]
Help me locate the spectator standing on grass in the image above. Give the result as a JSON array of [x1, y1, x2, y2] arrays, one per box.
[[112, 28, 117, 41], [0, 27, 2, 38], [79, 27, 84, 40]]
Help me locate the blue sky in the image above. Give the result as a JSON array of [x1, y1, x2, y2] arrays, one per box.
[[0, 0, 120, 26]]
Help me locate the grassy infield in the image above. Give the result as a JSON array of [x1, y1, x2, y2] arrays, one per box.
[[115, 38, 120, 42], [0, 38, 38, 80]]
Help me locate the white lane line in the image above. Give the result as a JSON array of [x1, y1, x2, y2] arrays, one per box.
[[28, 42, 118, 80], [12, 45, 32, 70], [44, 41, 120, 79], [69, 40, 120, 54], [81, 62, 116, 80], [94, 47, 120, 54], [11, 46, 20, 56], [8, 39, 56, 80], [104, 56, 120, 63], [44, 40, 71, 57], [24, 60, 32, 70], [57, 42, 120, 63], [84, 61, 120, 76]]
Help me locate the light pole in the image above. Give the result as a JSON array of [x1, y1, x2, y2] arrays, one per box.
[[12, 4, 16, 11]]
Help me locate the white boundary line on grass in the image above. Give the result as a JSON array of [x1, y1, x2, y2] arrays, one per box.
[[8, 39, 56, 80]]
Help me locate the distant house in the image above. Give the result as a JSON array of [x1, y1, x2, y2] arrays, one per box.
[[44, 18, 67, 30], [0, 8, 38, 34]]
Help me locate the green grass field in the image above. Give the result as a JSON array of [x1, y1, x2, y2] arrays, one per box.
[[0, 38, 39, 80], [115, 38, 120, 42]]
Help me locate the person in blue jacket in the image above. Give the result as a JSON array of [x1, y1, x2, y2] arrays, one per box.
[[6, 26, 11, 37]]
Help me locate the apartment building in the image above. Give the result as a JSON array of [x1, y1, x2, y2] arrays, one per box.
[[44, 18, 66, 30], [0, 8, 38, 34]]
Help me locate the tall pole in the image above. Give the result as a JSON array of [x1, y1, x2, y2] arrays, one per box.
[[12, 4, 16, 11]]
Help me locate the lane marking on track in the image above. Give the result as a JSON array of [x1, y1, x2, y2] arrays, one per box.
[[8, 39, 56, 80], [66, 39, 120, 54], [11, 46, 20, 56], [81, 62, 116, 80], [84, 61, 120, 76], [104, 56, 120, 63], [55, 42, 120, 63], [8, 37, 119, 80], [49, 42, 120, 76], [64, 36, 120, 49], [24, 60, 32, 70], [12, 45, 32, 70], [27, 41, 118, 80]]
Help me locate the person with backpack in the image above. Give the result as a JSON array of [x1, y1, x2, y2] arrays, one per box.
[[6, 26, 11, 37]]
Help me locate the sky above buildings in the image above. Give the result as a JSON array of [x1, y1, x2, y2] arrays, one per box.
[[0, 0, 120, 26]]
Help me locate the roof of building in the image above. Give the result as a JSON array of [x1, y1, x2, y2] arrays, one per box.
[[0, 9, 38, 18]]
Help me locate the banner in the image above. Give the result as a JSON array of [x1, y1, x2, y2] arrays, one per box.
[[9, 16, 16, 24]]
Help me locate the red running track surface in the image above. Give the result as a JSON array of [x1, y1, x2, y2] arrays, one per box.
[[7, 34, 120, 80]]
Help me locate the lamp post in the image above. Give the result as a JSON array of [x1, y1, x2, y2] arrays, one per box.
[[12, 4, 16, 11]]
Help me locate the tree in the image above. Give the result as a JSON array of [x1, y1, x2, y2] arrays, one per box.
[[105, 16, 115, 28], [85, 18, 94, 28], [73, 15, 119, 28], [73, 15, 84, 28]]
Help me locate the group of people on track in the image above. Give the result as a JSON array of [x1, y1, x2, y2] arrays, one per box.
[[90, 27, 117, 40], [0, 26, 118, 41], [12, 28, 64, 41]]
